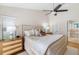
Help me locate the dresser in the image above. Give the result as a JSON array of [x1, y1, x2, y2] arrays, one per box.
[[0, 37, 23, 55]]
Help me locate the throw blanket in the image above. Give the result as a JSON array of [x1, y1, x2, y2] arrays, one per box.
[[28, 34, 64, 55]]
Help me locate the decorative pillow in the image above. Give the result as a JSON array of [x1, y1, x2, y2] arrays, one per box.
[[34, 29, 41, 36], [24, 29, 42, 37], [40, 30, 46, 36]]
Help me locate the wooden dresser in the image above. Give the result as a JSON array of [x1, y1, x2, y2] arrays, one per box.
[[0, 37, 23, 55]]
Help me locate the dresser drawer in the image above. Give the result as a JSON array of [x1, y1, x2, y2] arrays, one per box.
[[3, 43, 22, 52], [3, 47, 22, 55], [2, 38, 23, 55], [3, 39, 22, 47]]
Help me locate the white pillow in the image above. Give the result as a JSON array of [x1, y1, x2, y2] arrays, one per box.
[[34, 29, 41, 36], [24, 29, 41, 37], [24, 29, 35, 37], [30, 29, 35, 36], [24, 31, 30, 37]]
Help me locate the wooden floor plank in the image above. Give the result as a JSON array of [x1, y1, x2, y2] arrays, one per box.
[[68, 41, 79, 49]]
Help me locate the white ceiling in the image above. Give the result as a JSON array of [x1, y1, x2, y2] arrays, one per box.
[[0, 3, 79, 11], [0, 3, 54, 10]]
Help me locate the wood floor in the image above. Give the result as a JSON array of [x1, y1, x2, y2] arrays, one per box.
[[68, 41, 79, 49]]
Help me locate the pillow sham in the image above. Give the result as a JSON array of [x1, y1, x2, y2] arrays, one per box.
[[24, 29, 41, 37], [24, 31, 31, 37], [24, 29, 35, 36]]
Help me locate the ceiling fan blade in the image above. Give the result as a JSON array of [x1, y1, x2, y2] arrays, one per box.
[[56, 9, 68, 12], [54, 4, 62, 11]]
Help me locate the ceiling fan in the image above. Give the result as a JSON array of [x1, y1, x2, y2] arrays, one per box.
[[44, 3, 68, 16]]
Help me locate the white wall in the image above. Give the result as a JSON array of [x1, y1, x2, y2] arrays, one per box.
[[0, 5, 49, 25], [0, 5, 49, 36], [49, 3, 79, 35]]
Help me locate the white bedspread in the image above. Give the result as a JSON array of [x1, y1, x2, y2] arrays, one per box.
[[25, 34, 64, 55]]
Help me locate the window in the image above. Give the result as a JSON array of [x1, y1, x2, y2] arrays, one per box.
[[2, 16, 16, 40]]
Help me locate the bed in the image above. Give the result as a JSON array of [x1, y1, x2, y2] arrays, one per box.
[[23, 25, 67, 55], [24, 34, 67, 55]]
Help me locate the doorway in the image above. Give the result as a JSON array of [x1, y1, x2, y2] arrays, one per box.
[[68, 20, 79, 48]]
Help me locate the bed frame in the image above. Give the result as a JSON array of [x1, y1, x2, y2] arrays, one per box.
[[23, 25, 68, 55]]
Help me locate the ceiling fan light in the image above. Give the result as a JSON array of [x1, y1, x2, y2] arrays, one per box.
[[54, 13, 57, 16]]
